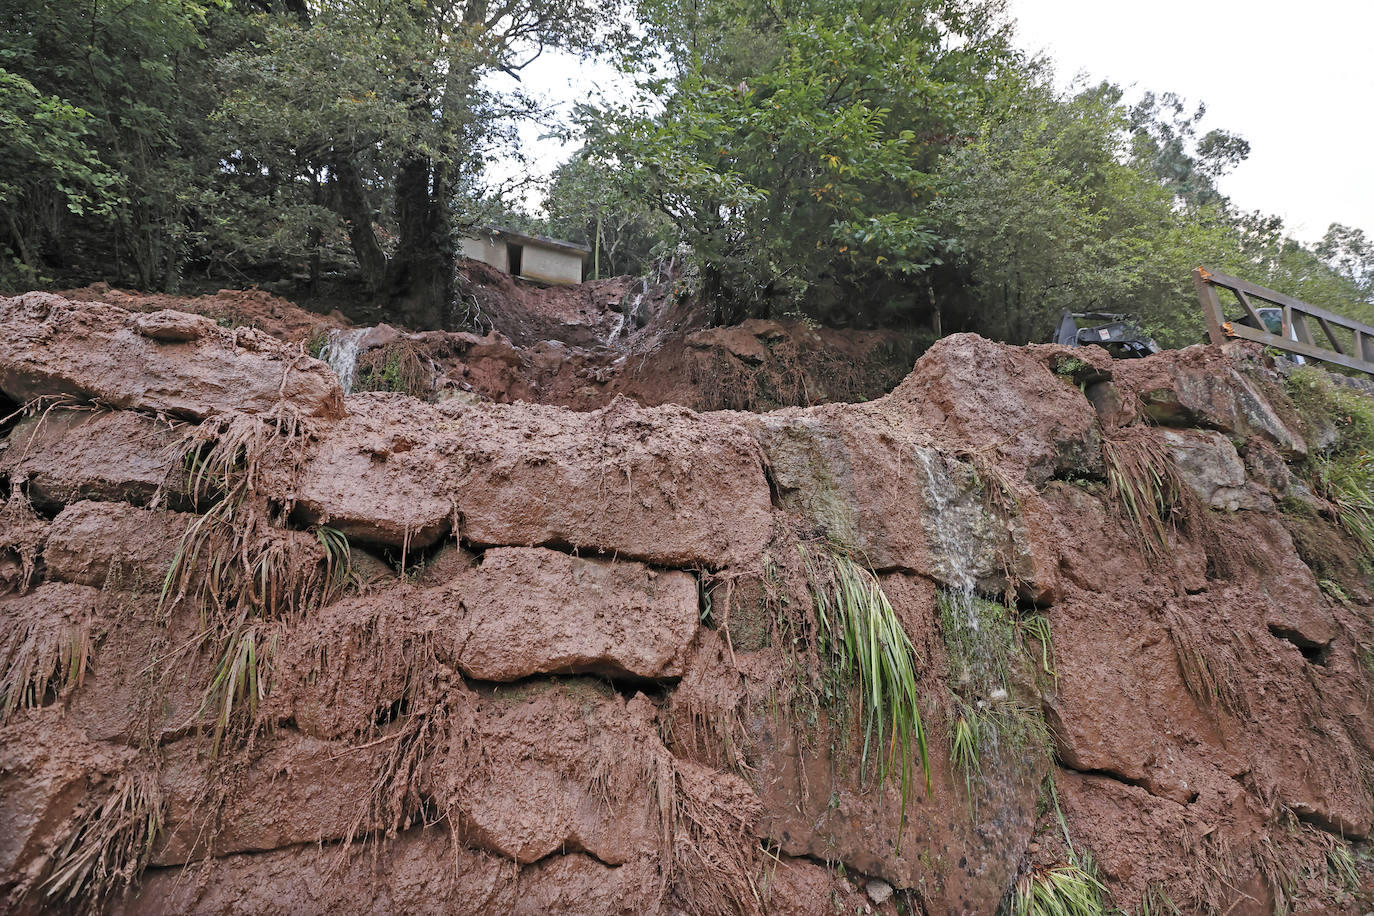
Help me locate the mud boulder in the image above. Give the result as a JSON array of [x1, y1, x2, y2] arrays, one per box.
[[754, 407, 1034, 593], [44, 500, 191, 589], [0, 718, 138, 910], [437, 683, 665, 866], [1158, 429, 1264, 511], [294, 395, 773, 568], [893, 333, 1104, 485], [134, 309, 216, 343], [0, 293, 342, 421], [154, 731, 391, 864], [453, 547, 698, 682], [1113, 345, 1305, 456], [0, 409, 180, 510], [122, 832, 661, 916]]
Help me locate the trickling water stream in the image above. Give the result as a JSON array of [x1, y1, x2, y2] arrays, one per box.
[[917, 444, 1038, 841], [915, 446, 980, 627], [319, 328, 367, 395], [606, 280, 648, 348]]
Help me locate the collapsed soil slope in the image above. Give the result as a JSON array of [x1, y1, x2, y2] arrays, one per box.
[[53, 267, 918, 413], [0, 292, 1371, 915]]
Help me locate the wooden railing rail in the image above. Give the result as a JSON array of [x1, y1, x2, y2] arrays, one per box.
[[1194, 266, 1374, 376]]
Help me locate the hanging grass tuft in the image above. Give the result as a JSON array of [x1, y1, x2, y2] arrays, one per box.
[[1102, 427, 1195, 558], [1011, 860, 1110, 916], [800, 543, 929, 844], [0, 593, 94, 721], [155, 408, 353, 755], [43, 770, 163, 909]]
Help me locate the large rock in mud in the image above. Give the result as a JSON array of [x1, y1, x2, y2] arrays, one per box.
[[1159, 428, 1262, 511], [293, 395, 773, 568], [0, 409, 179, 509], [453, 547, 698, 681], [0, 294, 342, 421], [894, 333, 1104, 485], [44, 500, 190, 589], [126, 829, 663, 916], [1112, 344, 1306, 456]]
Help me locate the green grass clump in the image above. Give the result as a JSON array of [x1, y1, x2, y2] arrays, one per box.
[[1136, 883, 1181, 916], [1286, 368, 1374, 559], [1011, 861, 1109, 916], [1325, 841, 1360, 894], [159, 414, 354, 755], [355, 343, 432, 398], [800, 544, 929, 842]]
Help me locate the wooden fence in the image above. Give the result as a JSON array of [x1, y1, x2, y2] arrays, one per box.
[[1194, 266, 1374, 376]]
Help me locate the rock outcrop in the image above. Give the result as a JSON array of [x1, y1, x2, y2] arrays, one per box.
[[1, 295, 1371, 915]]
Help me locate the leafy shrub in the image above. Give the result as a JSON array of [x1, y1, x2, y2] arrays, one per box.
[[1286, 368, 1374, 559]]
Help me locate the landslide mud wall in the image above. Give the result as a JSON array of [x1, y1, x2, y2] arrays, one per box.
[[0, 292, 1371, 915]]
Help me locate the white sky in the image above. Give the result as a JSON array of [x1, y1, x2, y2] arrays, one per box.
[[508, 1, 1374, 242], [1009, 0, 1374, 243]]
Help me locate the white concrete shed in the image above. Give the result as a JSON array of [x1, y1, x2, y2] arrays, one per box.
[[460, 227, 590, 285]]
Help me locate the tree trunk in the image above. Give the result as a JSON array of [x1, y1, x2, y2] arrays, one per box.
[[331, 155, 389, 294], [389, 156, 454, 329]]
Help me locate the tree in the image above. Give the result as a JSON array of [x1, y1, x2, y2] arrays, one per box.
[[0, 70, 119, 284], [582, 0, 1015, 324], [1127, 91, 1250, 207], [0, 0, 220, 289], [217, 0, 624, 328], [544, 151, 674, 278], [1316, 223, 1374, 302]]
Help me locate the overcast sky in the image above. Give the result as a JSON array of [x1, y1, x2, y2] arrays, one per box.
[[1010, 0, 1374, 243], [512, 0, 1373, 243]]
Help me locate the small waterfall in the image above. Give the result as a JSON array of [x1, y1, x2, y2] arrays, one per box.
[[606, 280, 648, 348], [318, 328, 367, 395], [603, 312, 627, 348], [918, 444, 1039, 842], [915, 447, 979, 626]]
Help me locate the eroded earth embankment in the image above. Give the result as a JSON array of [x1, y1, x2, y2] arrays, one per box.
[[0, 291, 1371, 915]]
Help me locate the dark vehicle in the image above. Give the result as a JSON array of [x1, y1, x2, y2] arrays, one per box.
[[1052, 312, 1161, 358]]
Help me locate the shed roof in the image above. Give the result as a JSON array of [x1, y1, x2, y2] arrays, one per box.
[[471, 226, 591, 259]]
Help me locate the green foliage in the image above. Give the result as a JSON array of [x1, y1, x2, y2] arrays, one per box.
[[1020, 615, 1056, 680], [0, 68, 119, 283], [930, 75, 1247, 348], [1286, 368, 1374, 559], [353, 343, 433, 398], [544, 152, 675, 278], [800, 543, 929, 843], [198, 622, 271, 757], [1326, 843, 1359, 893], [1011, 861, 1110, 916], [1136, 883, 1181, 916], [1, 0, 220, 288], [1051, 357, 1090, 380], [584, 0, 1012, 323]]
